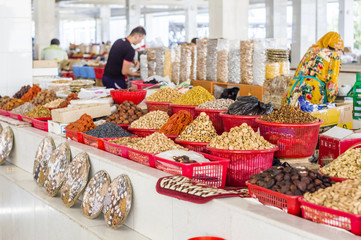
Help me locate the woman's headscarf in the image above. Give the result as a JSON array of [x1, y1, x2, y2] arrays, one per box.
[[313, 32, 344, 51]]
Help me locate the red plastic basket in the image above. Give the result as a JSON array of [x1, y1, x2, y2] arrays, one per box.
[[136, 83, 156, 89], [0, 109, 9, 116], [32, 118, 49, 132], [175, 139, 209, 153], [128, 127, 157, 137], [299, 197, 361, 235], [117, 124, 130, 131], [154, 152, 230, 188], [220, 113, 263, 132], [256, 118, 323, 158], [145, 101, 173, 116], [246, 182, 301, 216], [195, 108, 227, 135], [207, 146, 278, 187], [110, 89, 146, 105], [102, 137, 140, 158], [93, 67, 105, 79], [65, 129, 84, 143], [83, 134, 100, 148], [131, 80, 144, 89], [22, 116, 33, 124], [125, 146, 156, 167], [9, 112, 22, 121], [171, 104, 198, 119]]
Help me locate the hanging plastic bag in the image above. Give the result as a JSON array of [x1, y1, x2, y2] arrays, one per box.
[[180, 44, 192, 83], [171, 45, 181, 85], [217, 39, 229, 83], [206, 39, 218, 81], [147, 48, 156, 77], [253, 40, 266, 86], [163, 49, 172, 81], [228, 40, 241, 84], [140, 54, 148, 80], [196, 38, 207, 81], [240, 40, 254, 85], [156, 47, 166, 76]]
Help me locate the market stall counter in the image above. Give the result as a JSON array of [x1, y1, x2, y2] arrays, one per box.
[[0, 119, 358, 240]]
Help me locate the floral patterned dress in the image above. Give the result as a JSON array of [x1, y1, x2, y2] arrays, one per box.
[[283, 46, 341, 105]]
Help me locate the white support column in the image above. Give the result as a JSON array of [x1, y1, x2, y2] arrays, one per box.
[[291, 0, 316, 68], [34, 0, 56, 60], [208, 0, 249, 40], [316, 0, 328, 40], [100, 6, 111, 43], [54, 4, 61, 40], [185, 0, 197, 42], [0, 0, 32, 96], [266, 0, 288, 39], [126, 0, 141, 35], [339, 0, 354, 48]]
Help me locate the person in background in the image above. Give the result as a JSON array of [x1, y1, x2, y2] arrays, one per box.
[[191, 38, 198, 45], [41, 38, 68, 61], [102, 26, 146, 89], [283, 32, 343, 106]]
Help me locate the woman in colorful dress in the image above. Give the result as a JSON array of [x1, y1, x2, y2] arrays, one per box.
[[283, 32, 344, 106]]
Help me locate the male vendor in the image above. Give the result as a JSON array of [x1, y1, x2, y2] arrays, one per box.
[[103, 26, 146, 89]]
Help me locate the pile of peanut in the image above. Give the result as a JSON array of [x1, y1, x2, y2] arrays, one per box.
[[129, 132, 185, 154], [304, 180, 361, 214], [178, 112, 217, 142], [130, 110, 169, 129], [320, 148, 361, 179], [209, 123, 274, 150], [146, 87, 183, 102]]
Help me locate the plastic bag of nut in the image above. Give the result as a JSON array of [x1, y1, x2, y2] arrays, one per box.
[[171, 45, 181, 85], [263, 75, 292, 109], [253, 40, 266, 86], [147, 48, 156, 77], [163, 49, 172, 80], [206, 39, 218, 81], [240, 40, 254, 85], [190, 45, 197, 82], [217, 39, 230, 83], [228, 40, 241, 84], [180, 44, 192, 83], [140, 54, 148, 80], [196, 38, 207, 81], [156, 47, 166, 76]]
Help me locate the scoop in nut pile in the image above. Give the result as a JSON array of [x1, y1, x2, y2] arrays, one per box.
[[146, 87, 183, 102], [320, 148, 361, 179], [130, 110, 169, 129], [304, 179, 361, 214], [177, 112, 217, 142], [209, 123, 274, 150]]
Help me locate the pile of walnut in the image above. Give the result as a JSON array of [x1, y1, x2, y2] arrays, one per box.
[[146, 87, 183, 102], [130, 110, 169, 129], [43, 99, 65, 108], [250, 166, 335, 196], [31, 90, 57, 105], [304, 180, 361, 214], [129, 132, 185, 154], [178, 112, 217, 142], [209, 123, 274, 150], [106, 101, 143, 125], [320, 148, 361, 179]]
